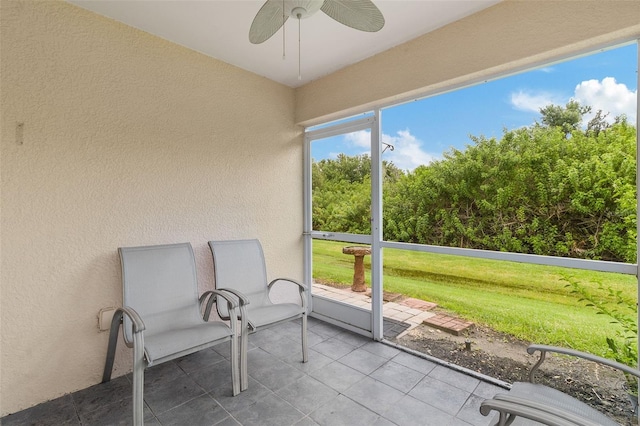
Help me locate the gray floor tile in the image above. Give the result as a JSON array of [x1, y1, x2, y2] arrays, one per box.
[[369, 360, 426, 393], [360, 342, 402, 359], [342, 376, 405, 415], [212, 377, 272, 414], [4, 318, 515, 426], [307, 321, 344, 339], [247, 349, 306, 391], [383, 394, 456, 426], [409, 377, 471, 416], [72, 375, 131, 416], [144, 416, 162, 426], [259, 334, 304, 359], [1, 394, 79, 426], [294, 416, 321, 425], [282, 348, 334, 373], [339, 347, 388, 375], [144, 373, 206, 415], [276, 376, 339, 414], [333, 330, 371, 347], [448, 419, 476, 426], [305, 329, 329, 348], [248, 328, 282, 347], [155, 394, 228, 426], [429, 365, 480, 392], [309, 394, 381, 426], [141, 361, 187, 393], [455, 394, 493, 426], [372, 416, 397, 426], [269, 320, 305, 341], [77, 396, 155, 426], [472, 381, 506, 400], [215, 415, 242, 426], [312, 337, 357, 360], [305, 316, 324, 326], [391, 351, 437, 374], [189, 358, 236, 396], [211, 340, 232, 359], [233, 393, 305, 426], [309, 360, 366, 392], [175, 347, 226, 374]]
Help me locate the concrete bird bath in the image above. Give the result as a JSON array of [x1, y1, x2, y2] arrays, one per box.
[[342, 246, 372, 292]]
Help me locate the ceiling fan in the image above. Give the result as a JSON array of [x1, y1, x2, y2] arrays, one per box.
[[249, 0, 385, 80]]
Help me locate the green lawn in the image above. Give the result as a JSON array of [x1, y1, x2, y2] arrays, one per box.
[[313, 239, 637, 357]]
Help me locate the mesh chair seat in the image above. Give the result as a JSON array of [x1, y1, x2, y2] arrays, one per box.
[[245, 303, 305, 330], [144, 321, 234, 365]]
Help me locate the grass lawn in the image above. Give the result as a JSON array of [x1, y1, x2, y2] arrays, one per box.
[[313, 239, 637, 357]]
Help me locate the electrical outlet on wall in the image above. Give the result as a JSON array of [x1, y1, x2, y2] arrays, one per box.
[[98, 307, 117, 331]]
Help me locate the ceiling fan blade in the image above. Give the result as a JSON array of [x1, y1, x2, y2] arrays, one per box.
[[249, 0, 288, 44], [320, 0, 385, 32]]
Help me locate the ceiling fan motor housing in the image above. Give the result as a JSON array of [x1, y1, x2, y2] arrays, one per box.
[[286, 0, 324, 19]]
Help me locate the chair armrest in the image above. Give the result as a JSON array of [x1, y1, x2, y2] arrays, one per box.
[[117, 306, 146, 333], [268, 278, 308, 292], [268, 278, 308, 310], [199, 290, 240, 321], [215, 288, 250, 306], [480, 397, 597, 426], [214, 288, 250, 333], [527, 344, 640, 382]]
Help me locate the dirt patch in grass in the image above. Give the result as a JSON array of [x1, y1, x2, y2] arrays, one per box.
[[393, 321, 637, 425]]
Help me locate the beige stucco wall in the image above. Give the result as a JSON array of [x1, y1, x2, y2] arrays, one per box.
[[296, 0, 640, 126], [1, 0, 300, 415]]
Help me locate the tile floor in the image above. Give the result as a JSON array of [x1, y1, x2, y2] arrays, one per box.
[[1, 317, 506, 426]]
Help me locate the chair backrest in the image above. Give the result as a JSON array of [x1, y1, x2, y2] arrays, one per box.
[[119, 243, 203, 343], [209, 239, 271, 317]]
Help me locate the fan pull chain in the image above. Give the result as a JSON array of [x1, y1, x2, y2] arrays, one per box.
[[282, 0, 286, 59], [298, 15, 302, 80]]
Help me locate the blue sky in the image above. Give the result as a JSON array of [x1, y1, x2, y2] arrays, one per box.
[[312, 43, 638, 171]]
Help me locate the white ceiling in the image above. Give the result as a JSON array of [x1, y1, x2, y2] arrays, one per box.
[[68, 0, 501, 88]]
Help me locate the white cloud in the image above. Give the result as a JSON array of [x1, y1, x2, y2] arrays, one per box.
[[510, 90, 563, 112], [573, 77, 637, 125], [383, 130, 438, 171], [342, 129, 437, 171], [344, 130, 371, 149]]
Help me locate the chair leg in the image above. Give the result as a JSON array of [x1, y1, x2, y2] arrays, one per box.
[[102, 311, 123, 383], [301, 313, 308, 363], [230, 334, 240, 396], [132, 333, 145, 426], [240, 328, 249, 391]]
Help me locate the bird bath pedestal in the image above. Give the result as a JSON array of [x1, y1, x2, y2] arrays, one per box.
[[342, 246, 372, 292]]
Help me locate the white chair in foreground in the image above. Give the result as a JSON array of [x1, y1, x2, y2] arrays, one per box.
[[102, 243, 240, 426], [208, 239, 308, 391]]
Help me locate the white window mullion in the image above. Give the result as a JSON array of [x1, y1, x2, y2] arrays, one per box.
[[371, 109, 384, 340]]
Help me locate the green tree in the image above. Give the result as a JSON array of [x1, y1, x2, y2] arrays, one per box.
[[383, 105, 636, 262], [539, 100, 591, 136], [314, 104, 636, 262], [312, 154, 402, 234]]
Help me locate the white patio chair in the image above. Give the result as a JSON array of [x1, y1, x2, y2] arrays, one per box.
[[208, 239, 308, 391], [102, 243, 240, 426], [480, 344, 640, 426]]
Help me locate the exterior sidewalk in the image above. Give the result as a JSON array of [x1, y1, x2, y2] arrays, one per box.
[[312, 283, 438, 338]]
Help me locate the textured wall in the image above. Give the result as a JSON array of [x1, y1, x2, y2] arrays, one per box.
[[1, 0, 299, 415], [296, 0, 640, 125]]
